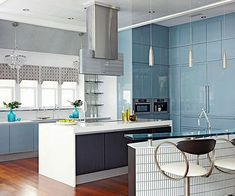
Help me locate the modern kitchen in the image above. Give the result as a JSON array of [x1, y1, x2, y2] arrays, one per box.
[[0, 0, 235, 196]]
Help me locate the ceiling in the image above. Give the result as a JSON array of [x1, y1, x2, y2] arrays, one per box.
[[0, 0, 234, 32]]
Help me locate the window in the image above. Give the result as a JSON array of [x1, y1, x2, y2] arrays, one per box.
[[61, 82, 77, 107], [0, 80, 15, 108], [41, 81, 58, 107], [20, 80, 37, 108]]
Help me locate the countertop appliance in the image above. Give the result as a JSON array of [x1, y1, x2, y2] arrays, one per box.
[[133, 99, 152, 114], [153, 98, 168, 113]]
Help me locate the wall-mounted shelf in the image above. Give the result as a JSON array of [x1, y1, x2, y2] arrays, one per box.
[[85, 80, 103, 83], [87, 104, 104, 107], [86, 92, 104, 95]]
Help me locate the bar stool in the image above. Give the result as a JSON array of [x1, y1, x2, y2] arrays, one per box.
[[215, 138, 235, 173], [154, 139, 216, 196]]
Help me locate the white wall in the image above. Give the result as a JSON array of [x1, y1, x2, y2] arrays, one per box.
[[99, 76, 118, 120]]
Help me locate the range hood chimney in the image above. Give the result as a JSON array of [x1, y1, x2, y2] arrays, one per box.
[[80, 2, 123, 76], [87, 2, 119, 60]]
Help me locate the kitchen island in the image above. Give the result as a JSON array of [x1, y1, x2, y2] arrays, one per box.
[[126, 130, 235, 196], [38, 119, 172, 187]]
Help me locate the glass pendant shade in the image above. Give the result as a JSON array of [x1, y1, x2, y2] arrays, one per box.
[[149, 46, 154, 66], [223, 50, 228, 69], [4, 22, 26, 69], [189, 48, 193, 68]]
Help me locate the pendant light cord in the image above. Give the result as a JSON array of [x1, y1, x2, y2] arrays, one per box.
[[149, 0, 153, 47]]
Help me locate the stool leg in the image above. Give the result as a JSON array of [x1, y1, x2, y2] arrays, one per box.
[[184, 177, 190, 196]]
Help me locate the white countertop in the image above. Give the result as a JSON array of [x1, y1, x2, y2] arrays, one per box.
[[39, 119, 172, 135], [0, 116, 111, 125]]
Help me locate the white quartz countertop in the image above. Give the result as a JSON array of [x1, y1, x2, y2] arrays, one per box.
[[39, 119, 172, 135]]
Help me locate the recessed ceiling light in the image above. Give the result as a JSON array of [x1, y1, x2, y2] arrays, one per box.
[[148, 10, 156, 14], [22, 8, 30, 12], [201, 15, 207, 19], [68, 17, 74, 20]]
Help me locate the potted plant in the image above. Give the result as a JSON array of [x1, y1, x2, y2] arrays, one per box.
[[68, 100, 83, 119], [3, 101, 21, 122]]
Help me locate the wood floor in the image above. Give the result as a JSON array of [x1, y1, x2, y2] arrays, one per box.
[[0, 158, 128, 196]]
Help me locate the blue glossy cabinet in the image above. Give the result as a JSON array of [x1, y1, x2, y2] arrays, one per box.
[[33, 123, 39, 151], [132, 43, 149, 64], [180, 63, 207, 116], [0, 124, 10, 155], [152, 65, 169, 98], [207, 59, 235, 117], [133, 63, 152, 98], [10, 123, 35, 153], [169, 66, 181, 115]]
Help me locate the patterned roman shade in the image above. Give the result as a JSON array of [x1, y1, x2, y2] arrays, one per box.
[[61, 67, 79, 83], [41, 66, 60, 83], [19, 65, 40, 83], [0, 64, 17, 80]]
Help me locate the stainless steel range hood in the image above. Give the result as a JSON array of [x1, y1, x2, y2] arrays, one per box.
[[80, 2, 124, 76]]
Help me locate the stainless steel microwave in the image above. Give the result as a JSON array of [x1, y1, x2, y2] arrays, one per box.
[[133, 99, 152, 114]]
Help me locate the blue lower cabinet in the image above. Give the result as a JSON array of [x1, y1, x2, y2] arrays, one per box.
[[33, 124, 39, 151], [210, 118, 235, 129], [170, 114, 180, 133], [0, 124, 10, 155], [137, 114, 153, 119], [181, 115, 207, 129], [10, 123, 34, 153], [153, 113, 169, 120]]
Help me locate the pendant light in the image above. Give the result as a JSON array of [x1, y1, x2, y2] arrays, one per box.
[[188, 0, 193, 68], [5, 22, 26, 69], [148, 0, 154, 67], [223, 5, 228, 69]]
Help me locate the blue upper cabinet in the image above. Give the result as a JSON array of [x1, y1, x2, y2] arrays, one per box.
[[152, 65, 169, 98], [192, 21, 207, 44], [180, 63, 207, 116], [224, 12, 235, 39], [223, 38, 235, 59], [132, 43, 149, 63], [10, 123, 34, 153], [133, 63, 152, 99], [132, 25, 150, 45], [0, 124, 10, 155], [206, 18, 222, 42], [179, 23, 190, 46], [154, 47, 169, 65], [152, 25, 169, 48], [192, 43, 206, 63], [169, 47, 180, 65], [207, 59, 235, 117], [169, 26, 180, 48], [179, 46, 190, 65], [207, 41, 222, 61]]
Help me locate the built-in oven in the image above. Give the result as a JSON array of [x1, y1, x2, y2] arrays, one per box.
[[153, 98, 168, 113], [133, 99, 152, 114]]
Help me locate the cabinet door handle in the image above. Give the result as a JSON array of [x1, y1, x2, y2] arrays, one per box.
[[207, 85, 210, 114], [205, 86, 208, 112]]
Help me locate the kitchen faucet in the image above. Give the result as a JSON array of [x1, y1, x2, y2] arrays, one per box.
[[198, 108, 211, 131]]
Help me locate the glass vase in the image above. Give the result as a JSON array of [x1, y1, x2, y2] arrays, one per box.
[[72, 107, 79, 119], [8, 109, 16, 122]]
